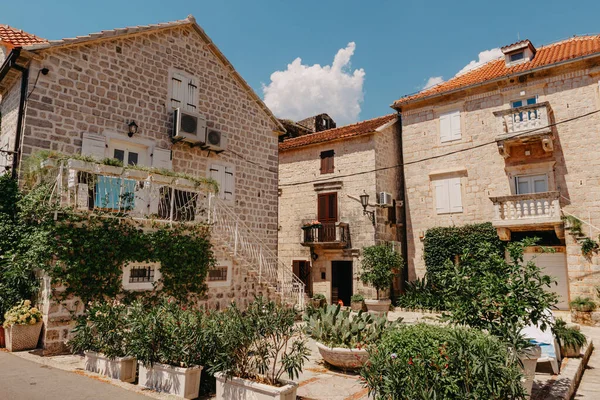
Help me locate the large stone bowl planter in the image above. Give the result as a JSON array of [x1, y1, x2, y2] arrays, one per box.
[[315, 342, 369, 370], [364, 299, 391, 314], [84, 351, 136, 382], [5, 322, 43, 352], [518, 345, 541, 397], [138, 362, 203, 399], [215, 372, 298, 400]]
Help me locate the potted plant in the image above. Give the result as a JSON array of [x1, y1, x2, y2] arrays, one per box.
[[571, 297, 597, 326], [553, 318, 587, 357], [304, 304, 398, 370], [302, 220, 322, 230], [212, 297, 310, 400], [128, 300, 204, 400], [68, 301, 136, 383], [360, 244, 402, 313], [350, 294, 365, 312], [311, 293, 327, 308], [3, 300, 43, 352]]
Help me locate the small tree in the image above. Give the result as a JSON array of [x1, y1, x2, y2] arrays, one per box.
[[360, 244, 403, 300]]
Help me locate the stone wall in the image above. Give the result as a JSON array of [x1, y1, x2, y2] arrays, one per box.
[[0, 75, 21, 169], [401, 60, 600, 300]]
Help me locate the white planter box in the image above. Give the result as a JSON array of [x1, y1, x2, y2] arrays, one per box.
[[215, 372, 297, 400], [364, 299, 391, 314], [84, 351, 136, 382], [519, 345, 541, 398], [138, 362, 202, 399], [315, 342, 369, 369]]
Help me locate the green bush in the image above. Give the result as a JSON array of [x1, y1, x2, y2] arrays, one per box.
[[360, 244, 402, 299], [570, 297, 597, 312], [395, 277, 446, 311], [553, 318, 587, 349], [350, 293, 364, 302], [361, 324, 526, 400]]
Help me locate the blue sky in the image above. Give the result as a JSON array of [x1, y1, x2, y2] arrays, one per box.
[[3, 0, 600, 125]]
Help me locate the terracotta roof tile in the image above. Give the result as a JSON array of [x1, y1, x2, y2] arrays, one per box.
[[394, 35, 600, 108], [279, 114, 396, 151], [0, 25, 47, 46]]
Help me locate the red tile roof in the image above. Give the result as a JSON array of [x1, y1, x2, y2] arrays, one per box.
[[394, 35, 600, 108], [279, 114, 397, 151], [0, 25, 47, 46]]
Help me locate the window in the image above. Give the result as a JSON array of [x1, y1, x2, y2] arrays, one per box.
[[317, 192, 338, 223], [169, 69, 198, 112], [108, 140, 149, 166], [510, 51, 525, 62], [209, 164, 235, 202], [433, 177, 463, 214], [512, 97, 538, 122], [129, 265, 155, 283], [439, 110, 461, 143], [320, 150, 335, 174], [208, 266, 228, 282], [515, 174, 548, 195], [122, 262, 161, 290], [207, 261, 232, 287]]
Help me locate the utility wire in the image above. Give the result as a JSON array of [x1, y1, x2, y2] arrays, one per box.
[[279, 108, 600, 188], [228, 149, 278, 174]]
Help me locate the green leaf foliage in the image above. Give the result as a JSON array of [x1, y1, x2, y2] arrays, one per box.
[[360, 324, 526, 400], [360, 244, 403, 299], [552, 318, 587, 348]]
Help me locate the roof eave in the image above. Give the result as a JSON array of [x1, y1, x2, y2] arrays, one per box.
[[279, 130, 377, 152]]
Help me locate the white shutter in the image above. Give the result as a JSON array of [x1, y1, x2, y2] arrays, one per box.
[[450, 111, 462, 140], [439, 113, 452, 143], [209, 164, 225, 199], [171, 72, 186, 109], [81, 133, 106, 160], [434, 180, 450, 214], [449, 177, 463, 213], [224, 166, 234, 201], [152, 148, 172, 170]]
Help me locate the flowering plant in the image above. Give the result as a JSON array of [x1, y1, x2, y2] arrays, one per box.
[[302, 220, 322, 228], [3, 300, 42, 328]]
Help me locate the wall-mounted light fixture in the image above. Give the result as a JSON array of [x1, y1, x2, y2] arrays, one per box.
[[360, 191, 376, 226], [128, 120, 138, 137]]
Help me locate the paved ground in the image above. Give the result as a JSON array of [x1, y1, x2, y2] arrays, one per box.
[[573, 326, 600, 399], [0, 350, 148, 400]]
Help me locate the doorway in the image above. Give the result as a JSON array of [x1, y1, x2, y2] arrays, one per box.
[[292, 260, 312, 298], [331, 261, 353, 306]]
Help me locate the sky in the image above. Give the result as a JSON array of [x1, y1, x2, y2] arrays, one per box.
[[3, 0, 600, 126]]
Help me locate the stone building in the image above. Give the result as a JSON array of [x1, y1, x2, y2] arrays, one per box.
[[0, 16, 301, 354], [392, 36, 600, 309], [278, 114, 405, 305]]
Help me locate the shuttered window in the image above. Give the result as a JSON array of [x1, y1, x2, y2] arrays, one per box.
[[209, 164, 235, 202], [320, 150, 334, 174], [440, 110, 461, 143], [433, 177, 463, 214], [170, 70, 198, 112], [317, 192, 338, 222]]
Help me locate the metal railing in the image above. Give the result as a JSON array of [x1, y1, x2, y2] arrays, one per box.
[[208, 194, 305, 309], [302, 222, 349, 244]]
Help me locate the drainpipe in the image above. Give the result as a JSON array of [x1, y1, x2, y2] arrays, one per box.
[[396, 111, 409, 294]]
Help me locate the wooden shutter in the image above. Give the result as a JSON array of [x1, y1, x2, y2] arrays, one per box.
[[449, 177, 463, 213], [434, 179, 450, 214], [186, 77, 197, 112], [152, 148, 172, 170], [317, 192, 337, 222], [171, 72, 186, 109], [439, 113, 452, 143], [81, 133, 106, 160], [320, 150, 334, 174], [450, 111, 462, 141], [388, 199, 397, 224], [224, 166, 234, 201]]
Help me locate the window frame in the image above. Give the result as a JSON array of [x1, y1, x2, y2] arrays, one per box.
[[207, 260, 232, 288], [432, 176, 463, 215], [122, 262, 161, 291], [167, 68, 199, 112], [320, 150, 335, 174], [439, 109, 462, 143], [515, 173, 549, 195]]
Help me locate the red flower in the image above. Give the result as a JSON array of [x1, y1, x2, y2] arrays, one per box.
[[408, 357, 413, 365]]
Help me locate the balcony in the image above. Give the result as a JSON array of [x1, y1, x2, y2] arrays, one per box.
[[47, 158, 211, 224], [493, 102, 554, 158], [301, 222, 349, 249], [489, 191, 564, 240]]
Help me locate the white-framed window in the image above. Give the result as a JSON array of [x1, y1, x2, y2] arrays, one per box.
[[439, 110, 461, 143], [122, 262, 161, 291], [209, 163, 235, 202], [207, 260, 232, 288], [108, 139, 150, 166], [515, 174, 548, 195], [433, 176, 463, 214], [168, 68, 198, 112]]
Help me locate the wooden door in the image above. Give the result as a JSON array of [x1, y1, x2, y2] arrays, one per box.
[[318, 192, 338, 242]]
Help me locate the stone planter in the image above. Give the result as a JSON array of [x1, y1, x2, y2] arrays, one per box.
[[518, 345, 541, 398], [138, 362, 202, 399], [84, 351, 136, 383], [215, 372, 298, 400], [561, 344, 583, 358], [0, 326, 5, 348], [5, 322, 43, 352], [364, 299, 391, 314], [315, 342, 369, 370], [123, 168, 148, 180], [350, 301, 365, 312], [571, 310, 600, 326]]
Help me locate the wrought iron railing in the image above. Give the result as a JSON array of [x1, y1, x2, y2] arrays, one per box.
[[302, 222, 349, 245]]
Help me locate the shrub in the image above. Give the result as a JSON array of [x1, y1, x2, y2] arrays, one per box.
[[553, 318, 587, 349], [304, 304, 398, 349], [394, 277, 446, 311], [361, 324, 526, 400], [3, 300, 42, 328], [570, 297, 597, 312], [580, 237, 598, 256], [312, 293, 326, 301], [360, 244, 402, 300], [68, 300, 129, 359], [350, 293, 364, 303], [211, 297, 310, 386]]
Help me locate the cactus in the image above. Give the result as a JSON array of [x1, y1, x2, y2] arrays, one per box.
[[304, 304, 401, 349]]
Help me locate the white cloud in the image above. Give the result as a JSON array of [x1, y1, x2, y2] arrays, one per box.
[[422, 76, 444, 90], [455, 47, 503, 76], [262, 42, 365, 126]]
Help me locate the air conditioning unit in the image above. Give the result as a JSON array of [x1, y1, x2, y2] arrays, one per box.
[[172, 108, 206, 143], [379, 192, 393, 207], [205, 128, 227, 151]]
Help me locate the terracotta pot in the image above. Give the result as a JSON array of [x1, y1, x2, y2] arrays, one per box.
[[0, 326, 5, 348], [364, 299, 391, 314], [215, 372, 297, 400], [350, 301, 365, 312], [5, 322, 43, 352]]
